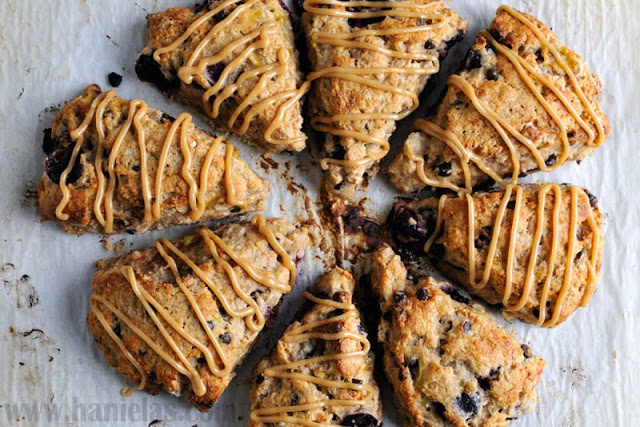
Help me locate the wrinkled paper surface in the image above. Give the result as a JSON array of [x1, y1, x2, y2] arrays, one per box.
[[0, 0, 637, 425]]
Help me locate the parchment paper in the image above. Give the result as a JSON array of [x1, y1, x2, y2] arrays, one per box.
[[0, 0, 638, 425]]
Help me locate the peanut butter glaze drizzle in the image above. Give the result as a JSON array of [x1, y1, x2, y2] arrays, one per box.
[[250, 291, 374, 426], [152, 0, 307, 148], [423, 184, 601, 327], [55, 89, 243, 233], [408, 5, 606, 193], [301, 0, 446, 170], [90, 214, 297, 396]]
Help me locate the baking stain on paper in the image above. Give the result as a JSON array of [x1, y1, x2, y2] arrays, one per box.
[[1, 263, 40, 309]]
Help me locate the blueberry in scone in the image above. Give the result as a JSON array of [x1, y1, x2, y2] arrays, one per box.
[[250, 268, 382, 426], [389, 6, 610, 194], [136, 0, 307, 153], [87, 215, 310, 412], [302, 0, 468, 199], [371, 245, 545, 426], [386, 183, 604, 327], [38, 85, 269, 235]]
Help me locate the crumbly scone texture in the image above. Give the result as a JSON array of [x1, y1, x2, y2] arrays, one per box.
[[136, 0, 306, 153], [87, 218, 310, 412], [249, 268, 382, 426], [38, 85, 269, 235], [389, 8, 611, 193], [302, 0, 467, 199], [387, 184, 604, 326], [371, 245, 545, 426]]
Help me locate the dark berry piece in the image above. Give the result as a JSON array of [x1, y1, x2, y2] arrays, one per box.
[[112, 322, 122, 338], [351, 378, 363, 384], [463, 50, 483, 71], [416, 288, 430, 301], [147, 371, 157, 383], [207, 320, 215, 329], [132, 165, 140, 172], [536, 49, 545, 62], [231, 206, 242, 213], [475, 226, 493, 250], [506, 200, 516, 209], [406, 357, 420, 379], [341, 413, 381, 426], [44, 134, 84, 185], [532, 306, 540, 318], [161, 112, 176, 122], [256, 373, 264, 384], [462, 321, 471, 333], [424, 40, 436, 50], [197, 357, 206, 364], [206, 63, 225, 85], [486, 69, 499, 81], [42, 128, 56, 155], [567, 131, 576, 138], [108, 72, 123, 88], [442, 286, 470, 304], [545, 153, 557, 167], [333, 291, 349, 302], [455, 392, 480, 420], [521, 344, 533, 358], [135, 54, 180, 91], [218, 332, 232, 344], [433, 402, 447, 418], [437, 161, 452, 177], [348, 16, 385, 28], [393, 291, 407, 304], [585, 189, 598, 208]]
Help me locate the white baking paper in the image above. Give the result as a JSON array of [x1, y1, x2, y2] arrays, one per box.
[[0, 0, 638, 425]]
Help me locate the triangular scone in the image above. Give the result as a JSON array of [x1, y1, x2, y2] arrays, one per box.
[[249, 268, 382, 426], [387, 183, 604, 327], [389, 6, 610, 194], [302, 0, 467, 199], [371, 245, 545, 426], [136, 0, 306, 153], [38, 85, 269, 235], [87, 216, 310, 412]]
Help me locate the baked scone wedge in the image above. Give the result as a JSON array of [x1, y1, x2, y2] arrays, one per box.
[[136, 0, 307, 153], [250, 268, 382, 426], [87, 215, 310, 411], [387, 183, 604, 327], [302, 0, 467, 199], [371, 245, 545, 426], [389, 6, 610, 194], [38, 85, 269, 235]]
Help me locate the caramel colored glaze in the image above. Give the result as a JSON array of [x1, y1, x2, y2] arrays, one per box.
[[54, 90, 241, 233], [424, 184, 601, 327], [303, 0, 445, 169], [250, 291, 374, 426], [152, 0, 307, 148], [90, 214, 296, 396], [408, 5, 607, 193]]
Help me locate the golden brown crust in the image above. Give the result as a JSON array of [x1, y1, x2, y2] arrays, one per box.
[[87, 218, 310, 411], [387, 184, 604, 327], [137, 0, 306, 153], [249, 268, 382, 426], [38, 85, 269, 235], [371, 245, 545, 426], [302, 0, 467, 199], [389, 7, 610, 193]]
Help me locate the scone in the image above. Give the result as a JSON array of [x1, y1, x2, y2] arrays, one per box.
[[302, 0, 467, 199], [371, 245, 545, 426], [136, 0, 307, 153], [387, 183, 604, 327], [87, 215, 310, 411], [249, 268, 382, 426], [38, 85, 269, 235], [389, 6, 610, 194]]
